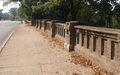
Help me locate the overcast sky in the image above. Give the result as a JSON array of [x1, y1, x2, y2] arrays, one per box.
[[0, 1, 20, 13], [0, 0, 120, 13]]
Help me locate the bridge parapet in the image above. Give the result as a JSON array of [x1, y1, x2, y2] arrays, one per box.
[[32, 19, 120, 74], [75, 25, 120, 74]]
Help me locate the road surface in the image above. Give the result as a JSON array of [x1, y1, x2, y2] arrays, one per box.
[[0, 21, 20, 46]]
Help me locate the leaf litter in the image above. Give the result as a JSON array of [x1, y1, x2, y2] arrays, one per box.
[[35, 28, 113, 75]]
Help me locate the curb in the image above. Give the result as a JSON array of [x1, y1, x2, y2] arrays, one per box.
[[0, 23, 21, 53]]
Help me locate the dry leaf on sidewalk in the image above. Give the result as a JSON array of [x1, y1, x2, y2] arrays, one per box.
[[36, 29, 113, 75]]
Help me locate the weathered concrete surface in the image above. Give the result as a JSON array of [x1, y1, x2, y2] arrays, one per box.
[[0, 24, 92, 75]]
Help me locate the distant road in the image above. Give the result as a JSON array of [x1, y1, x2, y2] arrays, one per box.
[[0, 21, 20, 46]]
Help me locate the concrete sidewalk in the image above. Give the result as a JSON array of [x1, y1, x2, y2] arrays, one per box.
[[0, 24, 92, 75]]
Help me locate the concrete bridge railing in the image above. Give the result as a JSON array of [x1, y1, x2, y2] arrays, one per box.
[[74, 25, 120, 74], [32, 19, 120, 75]]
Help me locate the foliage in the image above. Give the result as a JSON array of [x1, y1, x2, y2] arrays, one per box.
[[5, 0, 120, 28], [0, 9, 9, 20], [9, 14, 14, 20], [15, 15, 20, 20], [8, 8, 21, 20], [9, 8, 18, 16], [0, 9, 3, 20], [2, 13, 9, 20], [109, 16, 119, 28], [19, 0, 39, 18]]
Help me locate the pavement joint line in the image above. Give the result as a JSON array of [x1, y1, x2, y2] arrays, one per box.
[[0, 23, 21, 53], [38, 62, 43, 74], [40, 63, 64, 65], [0, 53, 38, 57], [0, 64, 39, 69]]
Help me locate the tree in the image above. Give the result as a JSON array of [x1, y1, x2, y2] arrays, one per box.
[[19, 0, 39, 18], [114, 3, 120, 17], [0, 9, 3, 20], [2, 13, 9, 20], [9, 8, 18, 16], [32, 0, 88, 21], [8, 8, 21, 20], [5, 0, 120, 28], [15, 15, 20, 20], [9, 14, 14, 20]]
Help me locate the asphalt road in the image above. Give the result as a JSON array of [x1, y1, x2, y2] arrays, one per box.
[[0, 21, 20, 46]]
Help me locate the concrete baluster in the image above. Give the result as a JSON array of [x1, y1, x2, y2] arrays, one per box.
[[114, 42, 118, 61], [96, 37, 102, 56], [59, 27, 60, 35], [90, 35, 94, 52], [76, 30, 79, 45], [58, 27, 59, 35], [59, 27, 60, 36], [60, 26, 62, 36], [56, 26, 57, 35], [79, 32, 82, 46], [84, 31, 87, 48], [62, 28, 63, 37], [118, 42, 120, 61], [106, 39, 112, 60], [116, 34, 120, 61]]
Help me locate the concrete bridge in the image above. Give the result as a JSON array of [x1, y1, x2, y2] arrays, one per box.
[[0, 23, 93, 75], [32, 19, 120, 75], [0, 20, 119, 75]]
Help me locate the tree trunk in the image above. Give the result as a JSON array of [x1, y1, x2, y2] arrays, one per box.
[[73, 2, 80, 21], [99, 12, 104, 27], [71, 0, 74, 20], [87, 12, 94, 23]]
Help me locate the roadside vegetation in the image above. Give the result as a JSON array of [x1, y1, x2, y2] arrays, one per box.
[[0, 8, 21, 21], [9, 8, 21, 20], [3, 0, 120, 28]]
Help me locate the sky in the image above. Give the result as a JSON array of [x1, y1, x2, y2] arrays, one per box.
[[0, 1, 20, 13]]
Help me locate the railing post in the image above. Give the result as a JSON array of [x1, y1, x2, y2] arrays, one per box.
[[31, 16, 34, 26], [36, 19, 38, 28], [39, 19, 43, 30], [64, 21, 84, 51], [38, 19, 40, 30], [42, 20, 46, 31]]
